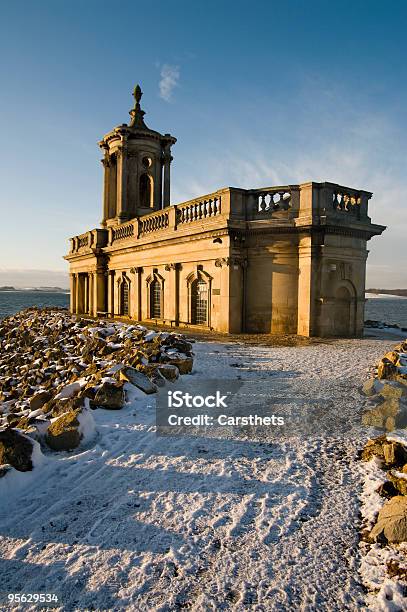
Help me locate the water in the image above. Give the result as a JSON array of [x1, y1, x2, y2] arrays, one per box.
[[0, 291, 69, 320], [365, 297, 407, 329], [1, 291, 407, 330]]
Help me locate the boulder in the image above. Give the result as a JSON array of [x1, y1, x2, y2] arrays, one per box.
[[370, 496, 407, 543], [362, 378, 384, 397], [378, 358, 399, 381], [157, 364, 179, 382], [361, 398, 407, 432], [93, 382, 125, 409], [361, 435, 407, 467], [380, 382, 407, 401], [164, 355, 193, 375], [387, 470, 407, 496], [119, 367, 157, 394], [29, 390, 52, 411], [0, 428, 34, 471], [383, 351, 401, 366], [45, 409, 82, 450]]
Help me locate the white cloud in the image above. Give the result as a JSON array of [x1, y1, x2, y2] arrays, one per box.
[[159, 64, 180, 102]]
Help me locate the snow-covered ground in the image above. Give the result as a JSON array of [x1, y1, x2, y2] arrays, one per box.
[[0, 334, 398, 611]]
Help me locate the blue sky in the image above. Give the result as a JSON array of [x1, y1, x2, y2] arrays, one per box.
[[0, 0, 406, 287]]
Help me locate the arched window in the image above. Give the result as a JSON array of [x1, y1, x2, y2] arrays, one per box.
[[150, 279, 161, 318], [191, 279, 208, 325], [120, 277, 130, 316], [140, 173, 153, 208]]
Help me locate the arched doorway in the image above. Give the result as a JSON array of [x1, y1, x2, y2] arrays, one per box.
[[120, 277, 130, 316], [334, 286, 352, 336], [191, 279, 208, 325], [150, 279, 161, 318], [140, 173, 153, 208]]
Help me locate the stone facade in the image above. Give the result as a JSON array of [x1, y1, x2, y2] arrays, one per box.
[[65, 86, 386, 337]]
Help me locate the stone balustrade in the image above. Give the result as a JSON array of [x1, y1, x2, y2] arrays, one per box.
[[251, 187, 293, 215], [319, 182, 371, 220], [176, 194, 221, 223], [111, 221, 135, 243], [69, 182, 371, 253], [139, 209, 169, 235]]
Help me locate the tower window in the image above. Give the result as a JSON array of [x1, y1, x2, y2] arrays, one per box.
[[140, 173, 153, 208], [142, 156, 152, 168]]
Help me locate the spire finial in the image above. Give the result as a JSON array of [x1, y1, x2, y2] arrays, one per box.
[[133, 84, 143, 107], [129, 83, 147, 128]]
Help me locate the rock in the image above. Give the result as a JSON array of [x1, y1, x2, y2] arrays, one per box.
[[380, 382, 407, 401], [377, 479, 399, 498], [93, 382, 125, 409], [388, 470, 407, 496], [29, 390, 52, 411], [45, 409, 82, 450], [383, 351, 401, 366], [164, 355, 193, 375], [0, 464, 12, 478], [378, 358, 399, 381], [370, 496, 407, 543], [0, 428, 34, 471], [384, 440, 407, 467], [362, 398, 407, 432], [362, 378, 384, 397], [157, 364, 179, 382], [361, 435, 407, 467], [119, 367, 157, 394]]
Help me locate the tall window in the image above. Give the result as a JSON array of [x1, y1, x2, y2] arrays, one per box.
[[140, 173, 153, 208], [150, 280, 161, 318], [191, 279, 208, 325], [121, 278, 130, 316]]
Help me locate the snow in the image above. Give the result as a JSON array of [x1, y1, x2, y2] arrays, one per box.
[[77, 405, 97, 446], [0, 437, 45, 501], [54, 381, 82, 400], [0, 333, 405, 609], [359, 458, 387, 528]]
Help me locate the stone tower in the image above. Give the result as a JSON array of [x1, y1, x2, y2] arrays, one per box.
[[99, 85, 176, 227]]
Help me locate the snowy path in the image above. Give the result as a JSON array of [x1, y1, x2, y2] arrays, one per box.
[[0, 337, 395, 611]]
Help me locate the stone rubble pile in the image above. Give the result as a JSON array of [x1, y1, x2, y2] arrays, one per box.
[[365, 319, 407, 333], [0, 308, 194, 469], [361, 339, 407, 543]]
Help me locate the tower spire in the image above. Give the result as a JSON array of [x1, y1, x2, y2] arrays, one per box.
[[129, 84, 147, 128]]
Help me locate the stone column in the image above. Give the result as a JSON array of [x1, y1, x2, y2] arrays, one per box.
[[76, 274, 84, 314], [164, 263, 180, 324], [83, 274, 89, 314], [70, 274, 76, 314], [163, 145, 172, 208], [101, 154, 110, 227], [89, 273, 94, 316], [107, 271, 115, 316], [95, 268, 107, 314], [116, 144, 128, 223]]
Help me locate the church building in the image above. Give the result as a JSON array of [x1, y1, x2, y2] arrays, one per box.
[[65, 86, 385, 337]]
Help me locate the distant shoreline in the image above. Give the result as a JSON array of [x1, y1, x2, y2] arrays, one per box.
[[0, 287, 69, 293]]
